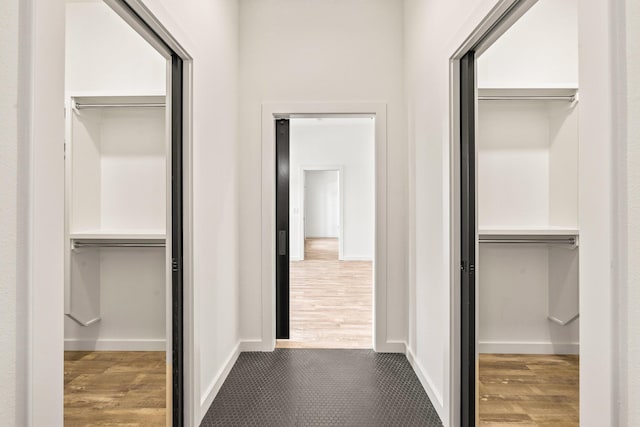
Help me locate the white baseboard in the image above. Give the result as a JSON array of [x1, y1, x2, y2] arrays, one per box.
[[340, 256, 373, 261], [479, 341, 580, 355], [64, 338, 166, 351], [240, 339, 274, 352], [200, 342, 241, 420], [375, 340, 406, 353], [406, 346, 446, 423]]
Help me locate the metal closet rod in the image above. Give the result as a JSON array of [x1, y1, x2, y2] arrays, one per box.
[[478, 95, 576, 102], [72, 242, 166, 248], [75, 102, 166, 109]]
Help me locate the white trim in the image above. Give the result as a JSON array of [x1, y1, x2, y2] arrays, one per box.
[[406, 346, 446, 422], [298, 165, 344, 261], [261, 102, 387, 352], [341, 256, 373, 262], [478, 341, 579, 355], [28, 1, 66, 425], [239, 340, 273, 352], [199, 343, 240, 422], [377, 340, 407, 354], [181, 59, 197, 427], [104, 0, 192, 61], [64, 339, 166, 351]]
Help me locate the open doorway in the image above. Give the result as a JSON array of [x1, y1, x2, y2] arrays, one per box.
[[276, 117, 375, 349], [62, 1, 187, 425], [301, 169, 342, 261], [455, 0, 579, 425]]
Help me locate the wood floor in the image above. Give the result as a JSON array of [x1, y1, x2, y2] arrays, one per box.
[[479, 353, 579, 426], [277, 238, 373, 349], [64, 351, 166, 426]]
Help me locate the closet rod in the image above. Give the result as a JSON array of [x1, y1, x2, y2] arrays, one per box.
[[72, 242, 166, 249], [479, 238, 576, 245], [478, 95, 576, 102], [75, 103, 166, 109]]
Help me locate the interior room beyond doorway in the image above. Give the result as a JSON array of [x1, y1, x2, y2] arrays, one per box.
[[277, 117, 375, 349]]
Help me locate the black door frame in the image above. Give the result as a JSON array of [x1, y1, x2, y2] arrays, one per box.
[[275, 119, 290, 339], [109, 2, 186, 425], [457, 2, 535, 425], [459, 50, 477, 427]]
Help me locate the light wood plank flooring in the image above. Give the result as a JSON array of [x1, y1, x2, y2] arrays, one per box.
[[64, 351, 166, 426], [277, 238, 373, 349], [479, 353, 579, 426]]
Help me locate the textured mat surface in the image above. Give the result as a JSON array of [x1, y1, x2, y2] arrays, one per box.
[[200, 349, 443, 426]]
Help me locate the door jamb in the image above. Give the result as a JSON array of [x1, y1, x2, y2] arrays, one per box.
[[260, 103, 396, 353], [448, 1, 538, 425], [80, 1, 196, 425]]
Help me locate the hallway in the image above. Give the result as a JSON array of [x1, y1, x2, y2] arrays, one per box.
[[201, 349, 442, 426]]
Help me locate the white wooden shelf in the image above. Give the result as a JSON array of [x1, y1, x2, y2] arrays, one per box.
[[70, 231, 166, 241], [479, 227, 579, 238], [477, 88, 578, 101]]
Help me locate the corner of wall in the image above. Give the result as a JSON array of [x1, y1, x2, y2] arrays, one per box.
[[405, 345, 447, 425], [199, 342, 241, 422]]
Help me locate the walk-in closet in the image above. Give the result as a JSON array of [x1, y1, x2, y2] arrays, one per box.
[[475, 0, 580, 424], [63, 2, 169, 424]]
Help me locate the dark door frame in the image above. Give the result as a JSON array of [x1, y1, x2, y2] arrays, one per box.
[[107, 1, 187, 425], [454, 2, 535, 425], [459, 50, 476, 427], [275, 119, 290, 339]]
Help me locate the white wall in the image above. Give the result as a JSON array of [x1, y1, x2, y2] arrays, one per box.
[[477, 0, 579, 89], [65, 1, 165, 94], [0, 0, 21, 424], [239, 0, 406, 347], [624, 0, 640, 424], [290, 118, 375, 261], [404, 0, 616, 425], [136, 0, 241, 421], [304, 171, 339, 239]]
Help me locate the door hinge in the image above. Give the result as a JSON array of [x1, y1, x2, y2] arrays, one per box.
[[172, 257, 179, 272], [461, 261, 475, 272]]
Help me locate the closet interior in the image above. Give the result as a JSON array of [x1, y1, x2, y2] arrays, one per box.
[[63, 2, 169, 425], [475, 0, 580, 425]]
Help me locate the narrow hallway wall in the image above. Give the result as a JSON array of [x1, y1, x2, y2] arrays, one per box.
[[0, 0, 22, 424]]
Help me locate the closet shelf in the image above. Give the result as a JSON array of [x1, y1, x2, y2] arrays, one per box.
[[70, 231, 166, 241], [479, 227, 578, 237], [71, 94, 166, 110], [477, 88, 578, 101], [479, 227, 578, 247]]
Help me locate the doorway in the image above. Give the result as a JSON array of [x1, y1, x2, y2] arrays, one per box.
[[275, 116, 375, 349], [301, 168, 343, 261], [62, 1, 187, 425], [455, 0, 580, 425]]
